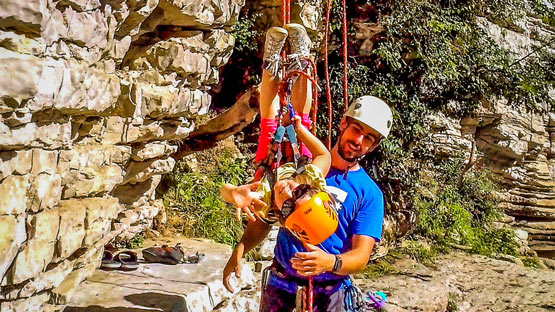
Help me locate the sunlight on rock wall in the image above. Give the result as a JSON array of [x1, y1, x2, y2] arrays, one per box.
[[0, 0, 243, 310]]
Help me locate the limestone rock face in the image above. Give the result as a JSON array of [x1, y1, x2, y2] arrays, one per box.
[[350, 12, 555, 260], [426, 98, 555, 259], [0, 0, 241, 309], [248, 0, 324, 57], [423, 19, 555, 259]]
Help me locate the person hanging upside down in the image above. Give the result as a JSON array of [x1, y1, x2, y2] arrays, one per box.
[[220, 23, 327, 224], [221, 23, 395, 312]]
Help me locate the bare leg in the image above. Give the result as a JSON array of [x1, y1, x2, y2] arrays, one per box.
[[290, 67, 312, 116], [254, 69, 282, 164], [260, 26, 288, 120], [259, 69, 281, 119], [261, 69, 312, 124]]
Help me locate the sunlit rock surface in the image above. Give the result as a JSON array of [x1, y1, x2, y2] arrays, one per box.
[[0, 0, 241, 309]]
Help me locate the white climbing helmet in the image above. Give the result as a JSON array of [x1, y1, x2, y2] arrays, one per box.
[[344, 96, 393, 138]]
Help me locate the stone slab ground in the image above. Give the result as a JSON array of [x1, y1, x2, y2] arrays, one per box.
[[218, 252, 555, 312], [63, 236, 555, 312], [356, 251, 555, 312], [63, 236, 256, 312]]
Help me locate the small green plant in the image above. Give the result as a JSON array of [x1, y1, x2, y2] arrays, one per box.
[[521, 256, 542, 269], [358, 251, 404, 279], [358, 258, 398, 279], [162, 148, 249, 246], [398, 240, 439, 264], [119, 233, 144, 249], [231, 12, 261, 52], [447, 292, 459, 312]]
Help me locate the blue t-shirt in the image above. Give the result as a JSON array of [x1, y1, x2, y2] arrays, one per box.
[[274, 167, 384, 282]]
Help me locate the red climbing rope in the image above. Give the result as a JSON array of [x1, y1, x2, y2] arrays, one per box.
[[323, 0, 349, 147], [281, 6, 315, 312], [341, 0, 349, 113], [282, 0, 290, 24], [268, 1, 353, 310], [323, 0, 333, 149]]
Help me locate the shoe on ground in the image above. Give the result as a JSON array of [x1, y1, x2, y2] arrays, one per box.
[[114, 251, 139, 271], [142, 243, 184, 265], [100, 249, 121, 271]]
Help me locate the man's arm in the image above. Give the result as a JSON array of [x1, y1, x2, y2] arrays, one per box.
[[330, 234, 374, 275], [291, 234, 374, 276], [237, 218, 273, 254], [223, 218, 272, 292]]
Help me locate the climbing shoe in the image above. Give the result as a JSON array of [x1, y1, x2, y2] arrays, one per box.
[[285, 23, 311, 57], [284, 23, 312, 73], [142, 243, 184, 265], [263, 26, 288, 79]]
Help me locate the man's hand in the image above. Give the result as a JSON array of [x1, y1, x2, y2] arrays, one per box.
[[230, 182, 266, 222], [222, 244, 244, 292], [291, 243, 335, 277]]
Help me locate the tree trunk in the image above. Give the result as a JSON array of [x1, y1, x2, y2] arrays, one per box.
[[171, 85, 260, 160]]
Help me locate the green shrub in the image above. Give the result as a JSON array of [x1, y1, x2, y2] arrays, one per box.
[[317, 1, 553, 237], [162, 149, 249, 246], [529, 0, 555, 27], [471, 228, 519, 256], [231, 12, 261, 52], [412, 155, 519, 257], [397, 240, 440, 264]]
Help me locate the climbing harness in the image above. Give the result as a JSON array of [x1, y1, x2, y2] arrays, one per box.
[[260, 264, 387, 312], [253, 54, 319, 191]]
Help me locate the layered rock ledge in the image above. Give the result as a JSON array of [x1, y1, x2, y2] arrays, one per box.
[[0, 0, 242, 310]]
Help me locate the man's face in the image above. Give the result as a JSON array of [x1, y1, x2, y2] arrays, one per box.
[[337, 118, 381, 162]]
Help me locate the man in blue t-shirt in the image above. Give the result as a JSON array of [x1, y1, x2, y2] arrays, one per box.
[[223, 96, 393, 311]]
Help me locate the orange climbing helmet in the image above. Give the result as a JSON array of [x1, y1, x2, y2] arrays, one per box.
[[283, 191, 338, 245]]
